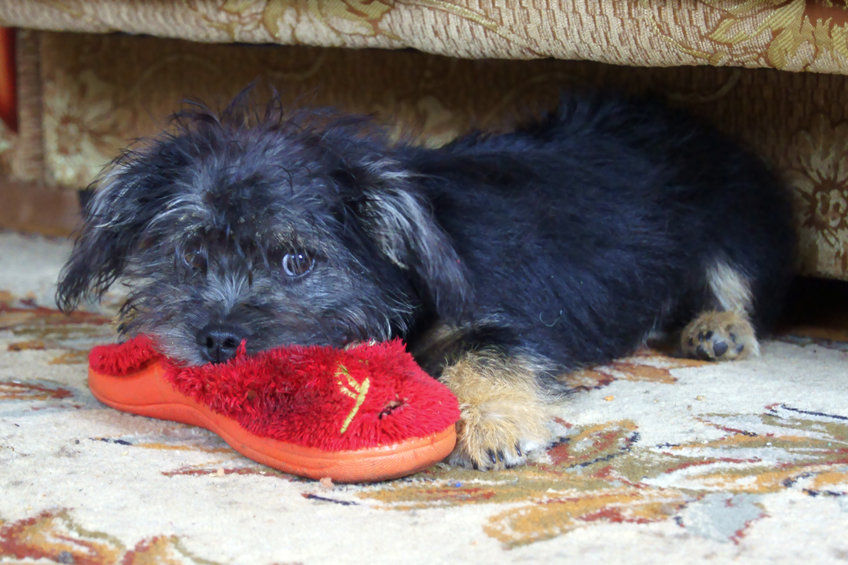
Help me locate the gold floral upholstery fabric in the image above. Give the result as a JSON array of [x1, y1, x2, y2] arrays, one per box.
[[2, 1, 848, 74], [0, 1, 847, 279], [29, 31, 848, 279]]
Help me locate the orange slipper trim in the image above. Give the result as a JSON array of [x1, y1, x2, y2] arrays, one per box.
[[88, 360, 456, 483]]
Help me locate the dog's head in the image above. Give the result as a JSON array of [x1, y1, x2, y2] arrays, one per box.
[[57, 95, 469, 365]]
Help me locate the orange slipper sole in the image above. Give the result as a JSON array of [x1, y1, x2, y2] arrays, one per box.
[[88, 359, 457, 483]]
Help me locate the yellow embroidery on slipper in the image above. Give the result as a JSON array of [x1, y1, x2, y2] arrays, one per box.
[[336, 363, 370, 434]]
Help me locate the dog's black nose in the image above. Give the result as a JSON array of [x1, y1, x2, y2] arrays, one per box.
[[198, 323, 245, 363]]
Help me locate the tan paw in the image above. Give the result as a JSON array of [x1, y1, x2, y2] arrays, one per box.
[[448, 401, 552, 470], [681, 310, 759, 361], [439, 349, 554, 470]]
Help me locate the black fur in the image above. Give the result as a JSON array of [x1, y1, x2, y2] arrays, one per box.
[[400, 95, 794, 377], [57, 90, 794, 383]]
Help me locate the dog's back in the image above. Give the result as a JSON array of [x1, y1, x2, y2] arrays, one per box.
[[400, 93, 794, 371]]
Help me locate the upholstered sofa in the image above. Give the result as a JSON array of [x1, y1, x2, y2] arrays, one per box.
[[0, 1, 846, 281]]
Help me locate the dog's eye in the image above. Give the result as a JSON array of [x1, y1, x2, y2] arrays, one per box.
[[282, 250, 315, 278], [182, 247, 207, 273]]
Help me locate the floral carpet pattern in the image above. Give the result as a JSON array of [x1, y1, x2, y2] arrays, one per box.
[[1, 233, 847, 564]]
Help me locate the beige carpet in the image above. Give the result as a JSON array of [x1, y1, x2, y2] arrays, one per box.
[[1, 231, 847, 564]]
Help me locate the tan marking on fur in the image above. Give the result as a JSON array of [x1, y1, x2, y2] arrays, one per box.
[[681, 310, 759, 361], [707, 261, 753, 314], [439, 348, 554, 469]]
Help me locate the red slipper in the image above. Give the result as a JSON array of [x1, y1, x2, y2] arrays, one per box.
[[88, 335, 459, 482]]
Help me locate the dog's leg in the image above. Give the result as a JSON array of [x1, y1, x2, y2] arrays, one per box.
[[438, 348, 556, 470], [679, 261, 760, 361]]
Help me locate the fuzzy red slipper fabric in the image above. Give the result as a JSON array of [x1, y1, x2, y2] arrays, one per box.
[[88, 335, 459, 482]]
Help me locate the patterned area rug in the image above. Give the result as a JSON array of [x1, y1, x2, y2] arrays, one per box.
[[1, 232, 847, 564]]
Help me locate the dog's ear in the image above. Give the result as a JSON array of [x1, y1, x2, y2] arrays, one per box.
[[56, 160, 158, 312], [341, 159, 471, 319]]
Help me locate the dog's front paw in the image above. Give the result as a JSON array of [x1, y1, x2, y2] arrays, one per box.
[[448, 417, 546, 470], [439, 349, 554, 471], [681, 310, 759, 361]]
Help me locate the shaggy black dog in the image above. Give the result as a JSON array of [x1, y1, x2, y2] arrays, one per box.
[[57, 90, 795, 469]]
